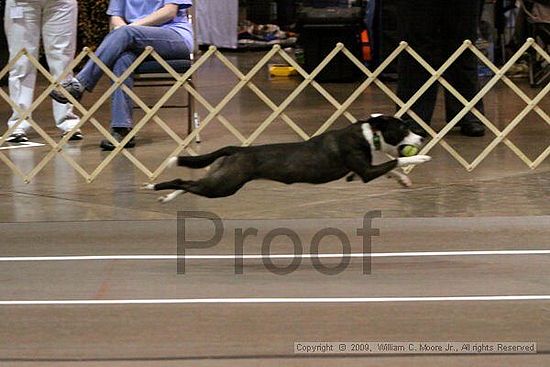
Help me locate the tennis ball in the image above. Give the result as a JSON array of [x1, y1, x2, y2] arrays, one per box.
[[400, 145, 419, 157]]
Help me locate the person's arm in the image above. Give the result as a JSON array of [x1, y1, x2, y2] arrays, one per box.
[[107, 0, 126, 29], [110, 16, 127, 30], [129, 4, 180, 27]]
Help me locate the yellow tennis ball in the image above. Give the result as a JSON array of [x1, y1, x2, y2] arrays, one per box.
[[400, 145, 419, 157]]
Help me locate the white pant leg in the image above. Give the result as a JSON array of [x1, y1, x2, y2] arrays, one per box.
[[42, 0, 80, 132], [4, 0, 42, 133]]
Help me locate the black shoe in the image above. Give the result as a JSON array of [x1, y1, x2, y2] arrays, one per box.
[[62, 129, 83, 141], [5, 132, 29, 143], [460, 121, 485, 137], [100, 128, 136, 151], [50, 78, 84, 104]]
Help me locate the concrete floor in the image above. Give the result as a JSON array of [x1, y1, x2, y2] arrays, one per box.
[[0, 51, 549, 366]]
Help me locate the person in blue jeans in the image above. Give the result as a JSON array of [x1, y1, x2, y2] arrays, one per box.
[[50, 0, 193, 150]]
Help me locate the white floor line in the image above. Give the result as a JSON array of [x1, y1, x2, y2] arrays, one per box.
[[0, 142, 45, 150], [1, 295, 550, 305], [1, 249, 550, 262]]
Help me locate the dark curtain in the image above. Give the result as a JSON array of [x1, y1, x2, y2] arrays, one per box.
[[77, 0, 110, 51], [0, 1, 9, 84]]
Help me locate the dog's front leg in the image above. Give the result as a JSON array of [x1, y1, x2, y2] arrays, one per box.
[[350, 170, 412, 187], [386, 156, 431, 185], [347, 155, 431, 185], [346, 156, 399, 183], [359, 161, 400, 183], [350, 155, 432, 183], [386, 170, 412, 187], [397, 155, 432, 167]]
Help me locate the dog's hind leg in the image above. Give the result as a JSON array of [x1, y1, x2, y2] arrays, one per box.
[[143, 175, 246, 199], [141, 179, 188, 191], [158, 190, 185, 203], [141, 179, 188, 203], [176, 176, 247, 198], [171, 147, 243, 169]]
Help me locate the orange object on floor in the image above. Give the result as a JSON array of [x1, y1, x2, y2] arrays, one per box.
[[361, 29, 372, 62]]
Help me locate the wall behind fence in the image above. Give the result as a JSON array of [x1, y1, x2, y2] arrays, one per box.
[[77, 0, 110, 51]]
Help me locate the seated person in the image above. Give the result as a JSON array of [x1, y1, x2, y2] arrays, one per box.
[[50, 0, 193, 150]]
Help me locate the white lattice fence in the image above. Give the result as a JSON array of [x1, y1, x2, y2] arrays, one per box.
[[0, 38, 548, 182]]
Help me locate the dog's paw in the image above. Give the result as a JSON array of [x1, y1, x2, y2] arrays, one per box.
[[157, 190, 184, 204], [397, 155, 432, 167], [141, 183, 155, 190], [387, 171, 412, 187], [397, 175, 412, 187], [157, 195, 170, 204], [167, 156, 178, 168]]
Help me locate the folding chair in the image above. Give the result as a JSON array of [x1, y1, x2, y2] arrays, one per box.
[[519, 0, 550, 87], [133, 6, 201, 142]]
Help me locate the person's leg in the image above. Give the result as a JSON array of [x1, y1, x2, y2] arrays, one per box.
[[110, 52, 136, 129], [50, 25, 191, 104], [4, 0, 42, 140], [442, 0, 485, 136], [395, 0, 441, 134], [78, 26, 191, 90], [98, 51, 136, 151], [42, 0, 81, 136]]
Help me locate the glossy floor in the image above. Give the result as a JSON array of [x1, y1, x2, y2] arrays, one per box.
[[0, 51, 549, 366]]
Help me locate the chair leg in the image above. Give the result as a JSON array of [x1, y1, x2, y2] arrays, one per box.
[[187, 79, 193, 135], [528, 24, 550, 87], [193, 112, 201, 144], [188, 79, 201, 144]]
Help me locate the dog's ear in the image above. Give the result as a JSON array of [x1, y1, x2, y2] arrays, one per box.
[[367, 114, 403, 131], [367, 114, 388, 131]]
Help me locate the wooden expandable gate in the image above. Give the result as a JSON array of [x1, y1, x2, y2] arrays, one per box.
[[0, 38, 548, 182]]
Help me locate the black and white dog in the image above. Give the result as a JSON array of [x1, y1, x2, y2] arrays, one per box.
[[143, 114, 431, 203]]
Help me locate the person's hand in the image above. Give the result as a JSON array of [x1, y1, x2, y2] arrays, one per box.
[[110, 16, 127, 30]]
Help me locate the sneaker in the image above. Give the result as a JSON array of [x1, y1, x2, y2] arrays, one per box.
[[506, 61, 529, 78], [50, 77, 85, 104], [460, 121, 485, 137], [99, 127, 136, 151], [5, 132, 29, 143], [62, 129, 83, 141]]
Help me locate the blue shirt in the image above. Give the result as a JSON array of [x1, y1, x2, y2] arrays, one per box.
[[107, 0, 193, 50]]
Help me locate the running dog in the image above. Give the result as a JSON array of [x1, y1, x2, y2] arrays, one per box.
[[143, 114, 431, 203]]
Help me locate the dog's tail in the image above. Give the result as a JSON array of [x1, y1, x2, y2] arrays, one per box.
[[175, 146, 243, 168]]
